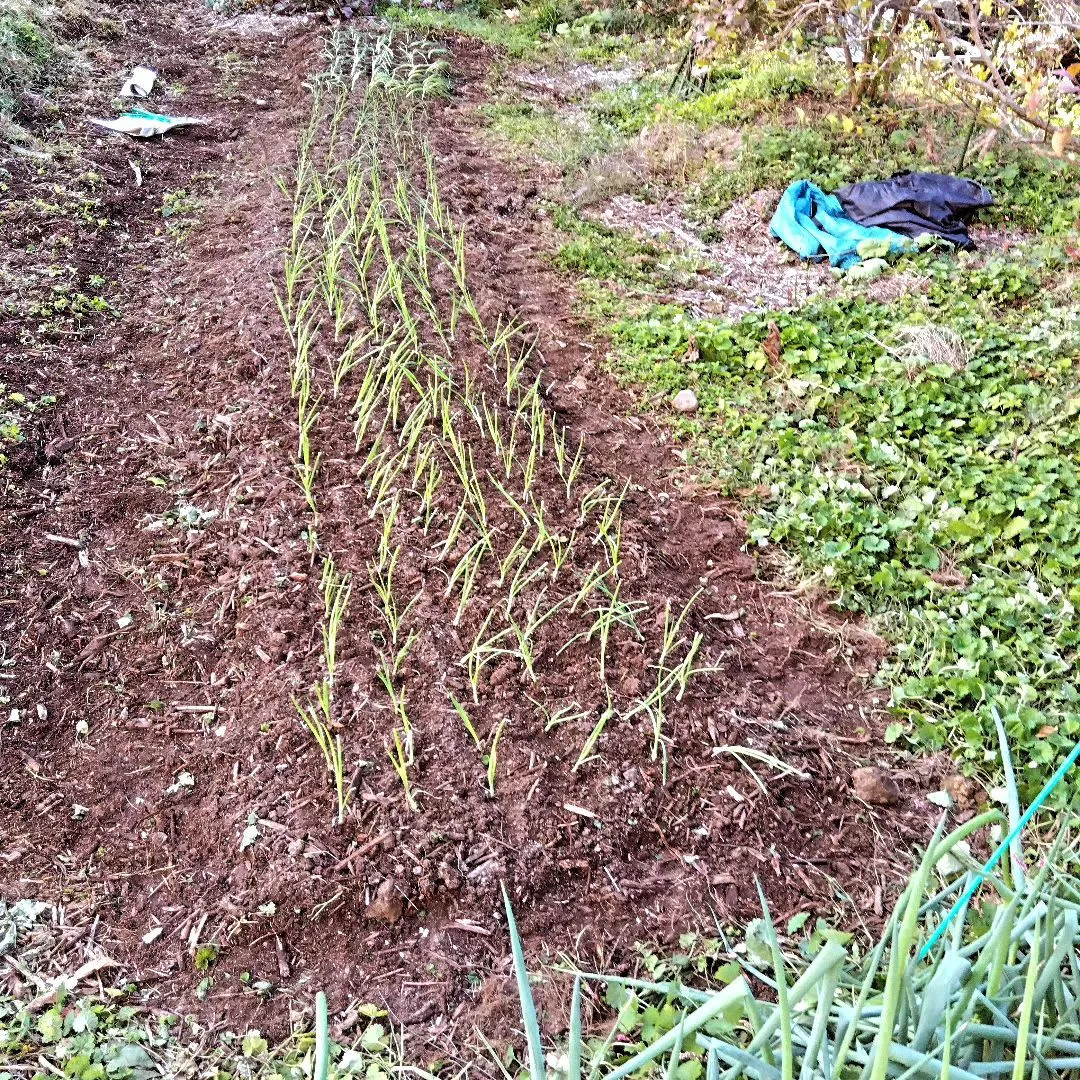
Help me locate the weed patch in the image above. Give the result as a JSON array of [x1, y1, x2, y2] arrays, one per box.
[[691, 118, 943, 219], [160, 188, 203, 240], [552, 205, 662, 282], [609, 246, 1080, 798], [0, 1, 75, 127], [966, 150, 1080, 234], [552, 206, 707, 304], [664, 52, 818, 128], [691, 113, 1080, 234], [0, 899, 408, 1080], [480, 99, 618, 174], [0, 386, 55, 468], [383, 4, 544, 57]]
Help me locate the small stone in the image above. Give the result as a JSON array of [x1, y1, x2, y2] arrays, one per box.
[[851, 766, 901, 806], [672, 389, 698, 414], [364, 878, 402, 923]]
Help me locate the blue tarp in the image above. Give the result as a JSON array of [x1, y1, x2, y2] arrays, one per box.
[[769, 180, 912, 269]]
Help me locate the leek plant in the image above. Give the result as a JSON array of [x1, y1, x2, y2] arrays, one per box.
[[502, 745, 1080, 1080]]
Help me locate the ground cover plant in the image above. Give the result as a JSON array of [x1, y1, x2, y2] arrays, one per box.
[[0, 901, 413, 1080], [600, 229, 1080, 798]]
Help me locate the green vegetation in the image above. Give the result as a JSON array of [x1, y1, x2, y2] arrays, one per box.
[[160, 188, 203, 240], [0, 1, 70, 125], [0, 387, 55, 467], [967, 151, 1080, 234], [479, 49, 822, 182], [692, 119, 937, 218], [3, 259, 118, 341], [384, 0, 660, 66], [664, 51, 818, 128], [692, 113, 1080, 229], [610, 240, 1080, 796], [587, 75, 670, 135], [0, 901, 416, 1080], [480, 99, 617, 173], [553, 205, 668, 284], [383, 4, 545, 57]]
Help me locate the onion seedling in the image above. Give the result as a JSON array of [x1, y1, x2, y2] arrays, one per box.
[[295, 685, 350, 825]]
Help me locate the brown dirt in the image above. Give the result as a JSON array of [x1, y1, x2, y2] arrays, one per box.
[[0, 4, 939, 1052]]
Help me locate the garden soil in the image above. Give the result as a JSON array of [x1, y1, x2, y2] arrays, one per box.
[[0, 1, 939, 1050]]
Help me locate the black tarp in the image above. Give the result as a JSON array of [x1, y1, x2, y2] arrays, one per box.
[[835, 172, 993, 250]]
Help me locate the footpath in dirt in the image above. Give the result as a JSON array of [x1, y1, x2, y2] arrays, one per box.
[[0, 0, 934, 1038]]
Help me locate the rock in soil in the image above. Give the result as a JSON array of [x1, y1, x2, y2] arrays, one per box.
[[364, 878, 402, 923], [851, 766, 901, 806], [673, 388, 698, 414]]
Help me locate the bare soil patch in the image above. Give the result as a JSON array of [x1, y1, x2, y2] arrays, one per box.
[[1, 7, 937, 1050]]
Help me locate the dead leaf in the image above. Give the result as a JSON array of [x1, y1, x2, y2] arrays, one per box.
[[763, 322, 783, 367], [364, 879, 402, 924], [28, 956, 119, 1011], [69, 955, 120, 982]]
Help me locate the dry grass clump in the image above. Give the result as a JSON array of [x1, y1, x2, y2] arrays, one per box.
[[569, 119, 740, 207], [636, 118, 741, 184], [894, 324, 969, 376]]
